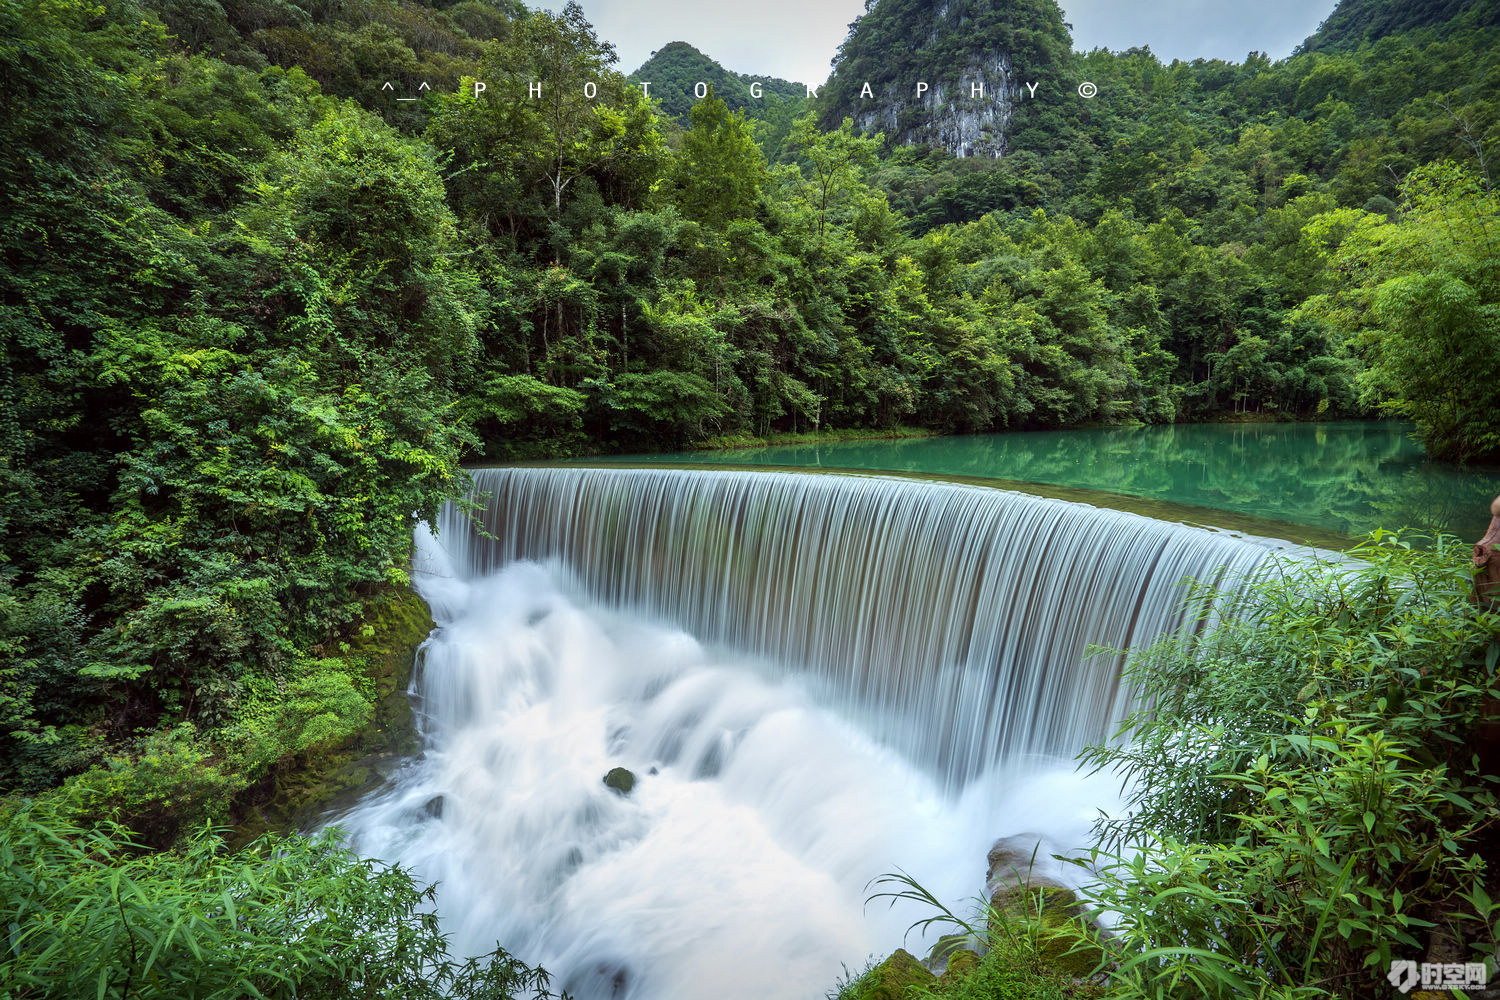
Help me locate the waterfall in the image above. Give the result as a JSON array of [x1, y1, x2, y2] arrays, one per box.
[[338, 467, 1279, 1000], [423, 467, 1273, 786]]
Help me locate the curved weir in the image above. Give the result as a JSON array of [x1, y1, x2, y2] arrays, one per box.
[[338, 467, 1282, 999], [424, 467, 1275, 786]]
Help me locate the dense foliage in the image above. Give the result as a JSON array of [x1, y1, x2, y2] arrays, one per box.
[[1079, 536, 1500, 998], [142, 0, 529, 132], [1303, 163, 1500, 461], [1297, 0, 1498, 52], [0, 0, 475, 823], [0, 808, 564, 999]]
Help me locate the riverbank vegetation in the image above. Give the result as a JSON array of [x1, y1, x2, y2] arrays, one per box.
[[2, 0, 1497, 993], [841, 535, 1500, 999], [0, 811, 566, 999], [1080, 534, 1500, 998]]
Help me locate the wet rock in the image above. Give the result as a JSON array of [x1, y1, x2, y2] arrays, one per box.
[[603, 767, 636, 796], [985, 835, 1102, 978], [938, 947, 980, 987], [986, 833, 1068, 895], [860, 948, 937, 999], [420, 794, 444, 819], [925, 932, 981, 975]]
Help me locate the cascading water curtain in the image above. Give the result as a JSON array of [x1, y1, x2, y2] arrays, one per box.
[[336, 467, 1294, 999], [422, 467, 1280, 788]]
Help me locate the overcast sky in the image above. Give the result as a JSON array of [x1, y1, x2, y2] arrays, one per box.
[[531, 0, 1339, 85]]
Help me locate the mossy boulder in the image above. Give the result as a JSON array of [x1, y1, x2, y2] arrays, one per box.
[[938, 946, 980, 987], [925, 932, 981, 976], [984, 835, 1104, 980], [989, 883, 1103, 979], [855, 949, 937, 1000], [603, 767, 636, 796]]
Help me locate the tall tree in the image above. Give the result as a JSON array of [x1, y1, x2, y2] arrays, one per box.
[[785, 115, 881, 242], [669, 94, 767, 228]]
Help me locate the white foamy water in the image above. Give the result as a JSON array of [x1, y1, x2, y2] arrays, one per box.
[[332, 468, 1279, 999]]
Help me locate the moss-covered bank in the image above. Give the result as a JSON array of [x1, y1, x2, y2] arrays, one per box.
[[231, 586, 433, 842], [838, 937, 1102, 1000], [19, 587, 433, 848]]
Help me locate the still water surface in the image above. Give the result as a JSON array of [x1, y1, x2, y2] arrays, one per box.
[[596, 422, 1495, 542]]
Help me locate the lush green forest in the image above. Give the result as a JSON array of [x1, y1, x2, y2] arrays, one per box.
[[1298, 0, 1498, 51], [1, 0, 1498, 993]]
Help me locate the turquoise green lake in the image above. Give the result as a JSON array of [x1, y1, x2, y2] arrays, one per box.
[[593, 422, 1496, 543]]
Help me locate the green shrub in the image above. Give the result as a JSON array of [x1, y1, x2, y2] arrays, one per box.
[[48, 723, 241, 848], [861, 871, 1103, 1000], [1077, 533, 1500, 999], [0, 808, 565, 1000]]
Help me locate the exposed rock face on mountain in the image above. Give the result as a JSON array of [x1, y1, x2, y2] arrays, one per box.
[[848, 52, 1020, 158], [820, 0, 1073, 158]]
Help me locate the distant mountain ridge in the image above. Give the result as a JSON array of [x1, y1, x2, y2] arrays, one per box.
[[1297, 0, 1500, 51], [630, 41, 805, 124]]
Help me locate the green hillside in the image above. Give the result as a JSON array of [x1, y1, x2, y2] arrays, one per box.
[[631, 40, 805, 123], [1298, 0, 1500, 51], [140, 0, 529, 131]]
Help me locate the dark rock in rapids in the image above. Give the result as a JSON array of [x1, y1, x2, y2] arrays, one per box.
[[603, 767, 636, 796]]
